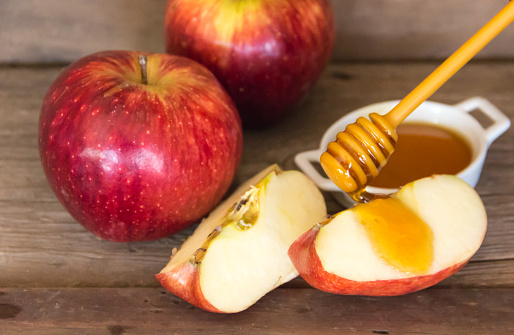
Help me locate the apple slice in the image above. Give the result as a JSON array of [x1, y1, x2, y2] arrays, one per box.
[[289, 175, 487, 296], [156, 165, 327, 313]]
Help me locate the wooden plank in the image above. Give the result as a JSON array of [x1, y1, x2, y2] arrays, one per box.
[[1, 0, 514, 63], [0, 0, 168, 64], [0, 62, 513, 290], [332, 0, 514, 61], [1, 287, 514, 334]]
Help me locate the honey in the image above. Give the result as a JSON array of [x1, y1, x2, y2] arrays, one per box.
[[354, 197, 434, 275], [341, 123, 465, 274], [369, 122, 472, 189]]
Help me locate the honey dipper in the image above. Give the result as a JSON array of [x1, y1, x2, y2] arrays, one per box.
[[321, 1, 514, 202]]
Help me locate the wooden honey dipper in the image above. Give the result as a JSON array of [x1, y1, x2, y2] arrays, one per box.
[[321, 1, 514, 202]]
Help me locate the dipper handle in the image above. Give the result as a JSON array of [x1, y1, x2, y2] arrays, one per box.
[[385, 1, 514, 127]]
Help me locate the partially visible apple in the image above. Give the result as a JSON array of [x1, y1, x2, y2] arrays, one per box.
[[39, 50, 243, 242], [156, 165, 327, 313], [164, 0, 335, 128], [289, 175, 487, 296]]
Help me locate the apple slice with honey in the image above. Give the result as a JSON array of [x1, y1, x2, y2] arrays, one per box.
[[156, 165, 327, 313], [288, 175, 487, 296]]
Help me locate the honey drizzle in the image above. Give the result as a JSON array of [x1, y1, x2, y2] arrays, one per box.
[[336, 114, 399, 203], [353, 197, 434, 275]]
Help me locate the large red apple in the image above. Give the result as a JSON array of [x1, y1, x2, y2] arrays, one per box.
[[164, 0, 335, 128], [39, 50, 243, 242]]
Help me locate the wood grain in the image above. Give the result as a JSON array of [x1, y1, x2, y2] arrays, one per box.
[[0, 0, 168, 63], [1, 0, 514, 63], [1, 287, 513, 334]]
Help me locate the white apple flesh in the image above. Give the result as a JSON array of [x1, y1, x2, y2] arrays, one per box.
[[156, 165, 327, 312], [289, 175, 487, 296]]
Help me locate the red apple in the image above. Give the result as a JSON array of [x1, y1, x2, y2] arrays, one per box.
[[164, 0, 335, 128], [156, 165, 327, 313], [39, 50, 243, 242], [288, 175, 487, 296]]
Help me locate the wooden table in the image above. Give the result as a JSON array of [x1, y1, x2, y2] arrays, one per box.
[[1, 61, 513, 334]]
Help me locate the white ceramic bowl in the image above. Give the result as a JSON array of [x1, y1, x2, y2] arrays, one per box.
[[295, 97, 511, 207]]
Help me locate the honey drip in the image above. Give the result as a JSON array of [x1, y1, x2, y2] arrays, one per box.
[[354, 197, 434, 275], [321, 113, 398, 202]]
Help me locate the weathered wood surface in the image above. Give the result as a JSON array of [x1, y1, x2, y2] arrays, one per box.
[[1, 0, 514, 63], [1, 61, 513, 332], [1, 288, 513, 334]]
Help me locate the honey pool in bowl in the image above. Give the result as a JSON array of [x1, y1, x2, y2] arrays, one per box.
[[369, 122, 472, 189]]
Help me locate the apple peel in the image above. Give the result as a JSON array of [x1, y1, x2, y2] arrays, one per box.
[[156, 165, 327, 313]]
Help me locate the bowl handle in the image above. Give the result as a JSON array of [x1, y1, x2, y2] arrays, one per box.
[[453, 97, 511, 146], [294, 150, 341, 192]]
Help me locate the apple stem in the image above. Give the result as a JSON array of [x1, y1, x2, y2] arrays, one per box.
[[139, 55, 148, 85]]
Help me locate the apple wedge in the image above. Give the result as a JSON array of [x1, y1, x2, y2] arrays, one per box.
[[156, 165, 327, 313], [288, 175, 487, 296]]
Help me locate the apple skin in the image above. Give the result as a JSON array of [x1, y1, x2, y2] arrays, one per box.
[[39, 50, 243, 242], [164, 0, 335, 128], [288, 224, 469, 296], [156, 263, 221, 313]]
